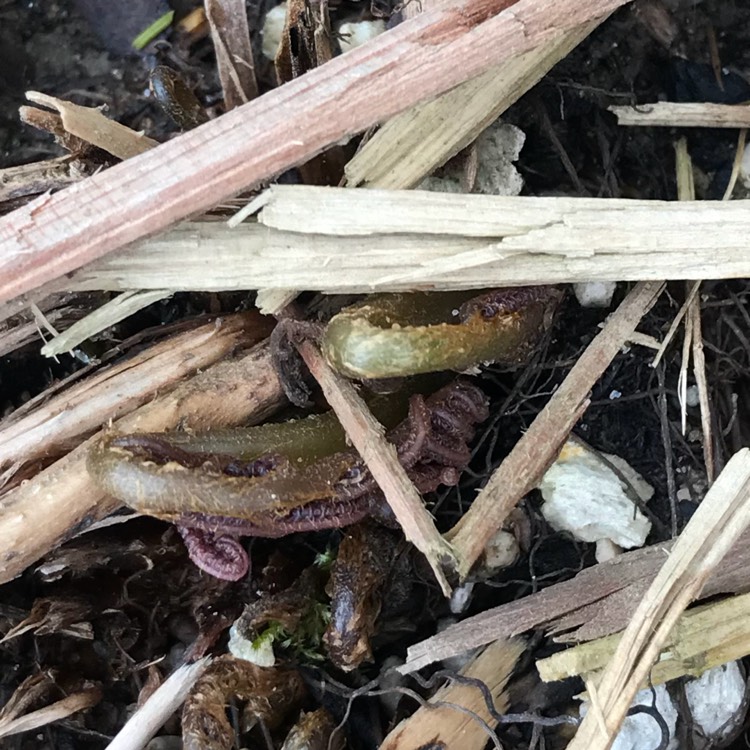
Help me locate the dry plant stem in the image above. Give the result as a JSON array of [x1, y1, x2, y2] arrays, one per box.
[[650, 280, 701, 367], [295, 340, 455, 596], [610, 102, 750, 128], [107, 658, 211, 750], [380, 638, 524, 750], [0, 340, 284, 584], [722, 129, 747, 200], [0, 312, 271, 472], [447, 281, 665, 577], [59, 195, 750, 293], [0, 688, 102, 740], [0, 0, 634, 305], [402, 522, 750, 673], [567, 448, 750, 750]]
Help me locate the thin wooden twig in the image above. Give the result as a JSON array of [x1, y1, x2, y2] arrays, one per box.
[[0, 0, 633, 306], [610, 102, 750, 128], [447, 281, 665, 578], [296, 340, 455, 596]]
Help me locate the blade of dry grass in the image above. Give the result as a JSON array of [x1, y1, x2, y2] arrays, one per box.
[[40, 290, 172, 357]]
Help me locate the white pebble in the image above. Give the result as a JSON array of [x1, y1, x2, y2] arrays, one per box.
[[574, 281, 618, 308], [338, 20, 386, 53], [262, 4, 287, 60]]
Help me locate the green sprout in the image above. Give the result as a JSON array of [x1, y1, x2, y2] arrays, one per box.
[[131, 10, 175, 51]]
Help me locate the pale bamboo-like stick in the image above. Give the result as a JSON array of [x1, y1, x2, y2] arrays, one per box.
[[536, 591, 750, 687], [0, 0, 633, 306], [567, 449, 750, 750], [297, 340, 455, 596], [447, 281, 664, 578], [610, 102, 750, 128], [0, 341, 284, 585], [0, 312, 271, 472], [56, 190, 750, 293]]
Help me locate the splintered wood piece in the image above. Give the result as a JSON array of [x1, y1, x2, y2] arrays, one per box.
[[0, 338, 284, 585], [381, 638, 525, 750], [447, 281, 665, 577], [24, 92, 158, 158], [536, 591, 750, 688], [49, 191, 750, 293], [0, 0, 634, 306], [205, 0, 258, 107]]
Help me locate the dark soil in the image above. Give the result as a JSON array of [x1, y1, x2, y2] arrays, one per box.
[[3, 1, 750, 749]]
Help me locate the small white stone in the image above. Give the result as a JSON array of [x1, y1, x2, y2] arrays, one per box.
[[483, 529, 520, 572], [595, 538, 622, 562], [449, 581, 475, 614], [261, 4, 287, 60], [539, 439, 652, 549], [573, 281, 618, 308], [685, 384, 700, 407], [419, 120, 526, 197], [228, 622, 276, 666], [685, 662, 746, 740], [338, 20, 386, 53]]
